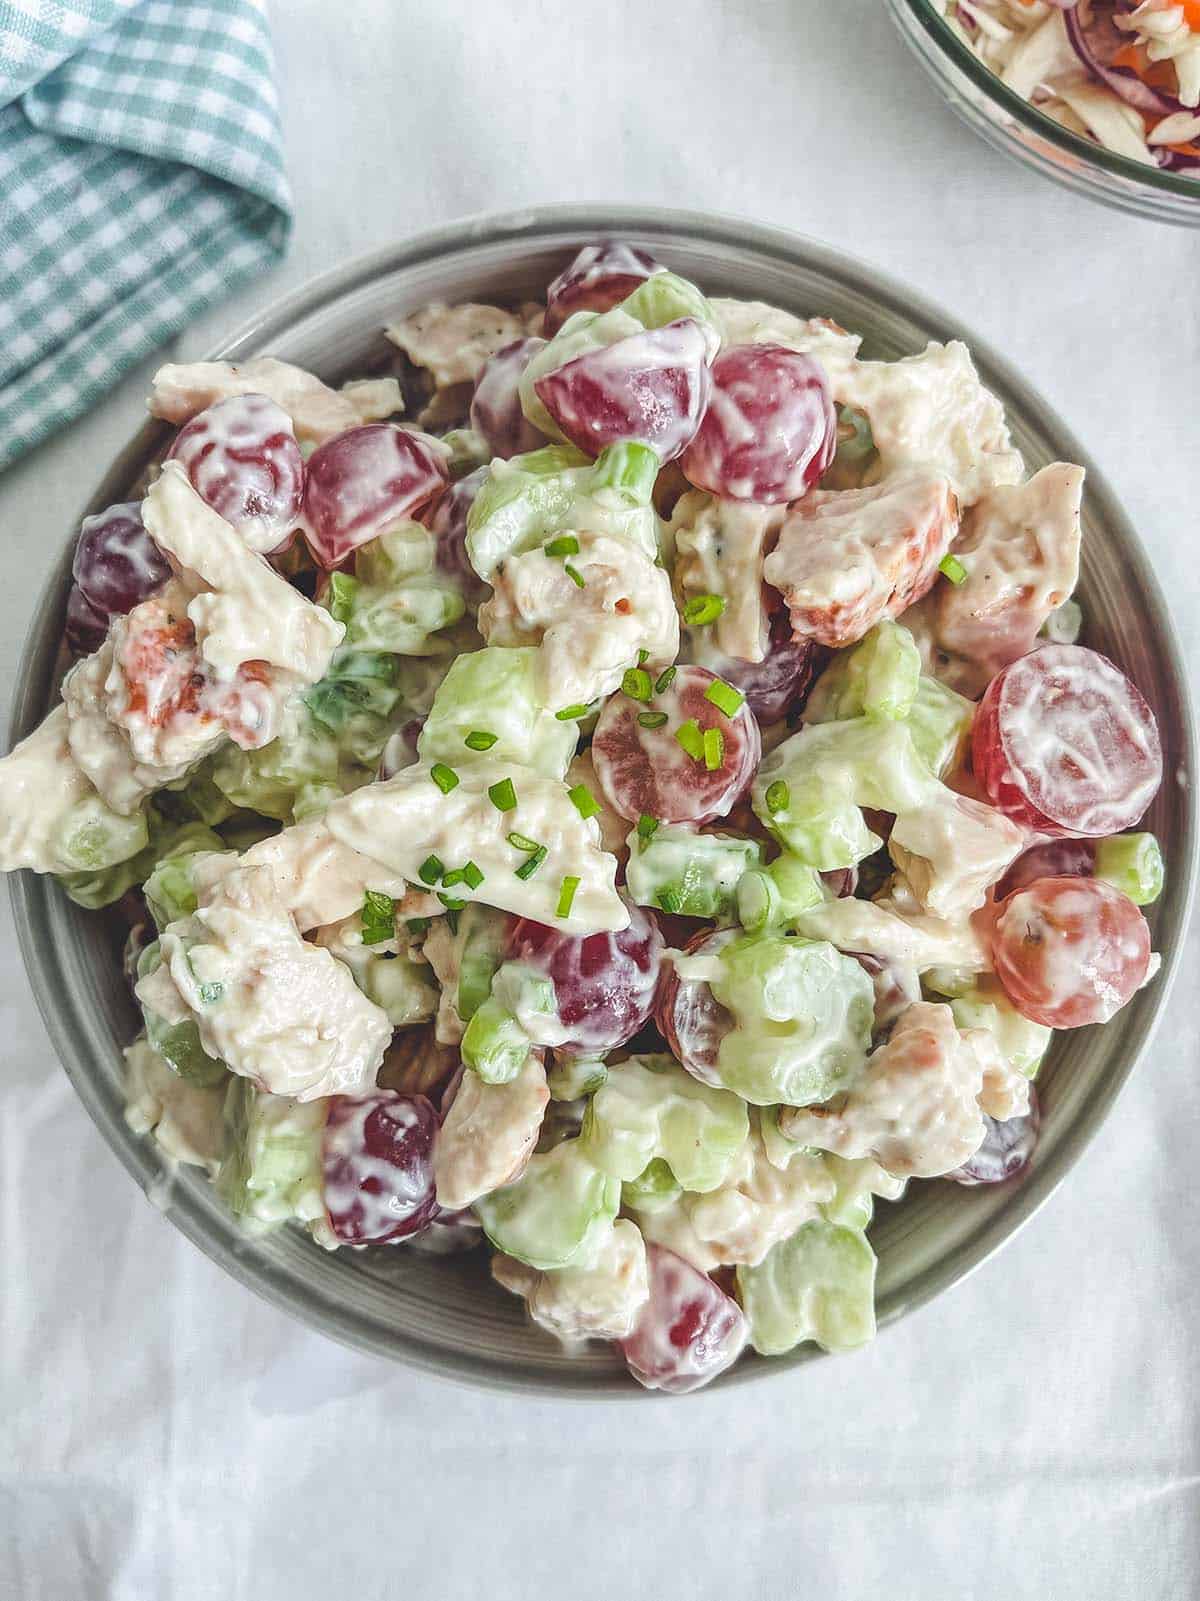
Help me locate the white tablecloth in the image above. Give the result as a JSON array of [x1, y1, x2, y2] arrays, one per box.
[[2, 3, 1198, 1597]]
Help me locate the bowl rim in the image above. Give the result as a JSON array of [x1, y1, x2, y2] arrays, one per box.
[[896, 0, 1200, 200], [8, 202, 1198, 1396]]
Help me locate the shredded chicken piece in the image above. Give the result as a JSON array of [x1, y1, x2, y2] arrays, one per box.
[[149, 357, 402, 444]]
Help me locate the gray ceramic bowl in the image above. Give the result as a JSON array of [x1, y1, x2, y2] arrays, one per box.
[[8, 206, 1197, 1396]]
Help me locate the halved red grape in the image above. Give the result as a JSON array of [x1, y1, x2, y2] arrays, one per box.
[[72, 500, 171, 621], [167, 392, 304, 551], [947, 1085, 1040, 1186], [425, 465, 488, 605], [543, 240, 663, 335], [655, 927, 738, 1087], [534, 319, 713, 463], [321, 1090, 440, 1245], [681, 346, 836, 503], [688, 604, 824, 724], [994, 838, 1096, 902], [592, 664, 762, 826], [618, 1243, 747, 1394], [469, 337, 547, 457], [506, 893, 663, 1057], [990, 876, 1151, 1029], [65, 584, 109, 656], [973, 645, 1162, 838], [301, 423, 447, 568]]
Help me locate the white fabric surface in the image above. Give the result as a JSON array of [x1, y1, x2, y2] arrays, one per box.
[[2, 3, 1199, 1598]]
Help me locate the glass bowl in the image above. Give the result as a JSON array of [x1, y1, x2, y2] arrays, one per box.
[[887, 0, 1200, 226], [8, 206, 1197, 1396]]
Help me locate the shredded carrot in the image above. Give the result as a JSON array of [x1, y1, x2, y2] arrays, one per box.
[[1166, 140, 1200, 157], [1182, 0, 1200, 32], [1112, 42, 1149, 75]]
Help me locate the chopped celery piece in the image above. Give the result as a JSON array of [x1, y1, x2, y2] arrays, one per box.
[[737, 1220, 877, 1355], [753, 717, 934, 870], [460, 996, 534, 1086], [706, 933, 874, 1106], [213, 700, 341, 822], [216, 1080, 328, 1235], [736, 854, 824, 934], [417, 646, 577, 780], [454, 903, 508, 1023], [625, 825, 761, 921], [805, 622, 921, 724], [143, 830, 226, 932], [618, 270, 715, 335], [136, 943, 226, 1086], [949, 982, 1051, 1079], [547, 1056, 608, 1103], [580, 1054, 748, 1192], [1041, 597, 1083, 645], [907, 674, 973, 779], [622, 1157, 683, 1214], [475, 1139, 621, 1271], [466, 441, 661, 579], [1094, 832, 1164, 907], [341, 520, 466, 655]]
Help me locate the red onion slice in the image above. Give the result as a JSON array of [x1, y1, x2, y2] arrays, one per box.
[[1063, 6, 1183, 118]]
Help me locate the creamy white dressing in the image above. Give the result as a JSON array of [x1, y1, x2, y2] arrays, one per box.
[[671, 491, 785, 662], [779, 1002, 991, 1180], [152, 872, 391, 1101], [325, 763, 627, 933], [835, 341, 1024, 506], [889, 790, 1024, 920], [479, 530, 678, 705]]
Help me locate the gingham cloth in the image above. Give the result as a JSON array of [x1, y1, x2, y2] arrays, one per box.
[[0, 0, 291, 473]]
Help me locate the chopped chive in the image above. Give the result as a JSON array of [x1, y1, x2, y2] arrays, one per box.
[[405, 917, 431, 935], [418, 854, 445, 885], [445, 908, 461, 935], [637, 814, 660, 845], [462, 860, 485, 890], [703, 727, 724, 771], [464, 729, 498, 751], [440, 866, 466, 887], [507, 830, 541, 852], [765, 779, 790, 815], [488, 777, 517, 812], [654, 666, 677, 694], [637, 648, 649, 665], [555, 702, 592, 721], [556, 875, 581, 918], [430, 762, 459, 794], [437, 893, 466, 912], [544, 533, 580, 558], [568, 783, 600, 820], [637, 711, 668, 729], [564, 562, 585, 588], [675, 718, 705, 762], [514, 845, 548, 880], [705, 677, 745, 718], [683, 593, 726, 626], [939, 553, 968, 585], [655, 884, 684, 915], [622, 667, 653, 702], [361, 889, 397, 945]]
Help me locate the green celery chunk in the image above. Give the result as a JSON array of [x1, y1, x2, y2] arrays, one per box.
[[737, 1219, 877, 1355]]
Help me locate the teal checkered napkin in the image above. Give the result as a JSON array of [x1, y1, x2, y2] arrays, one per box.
[[0, 0, 292, 472]]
